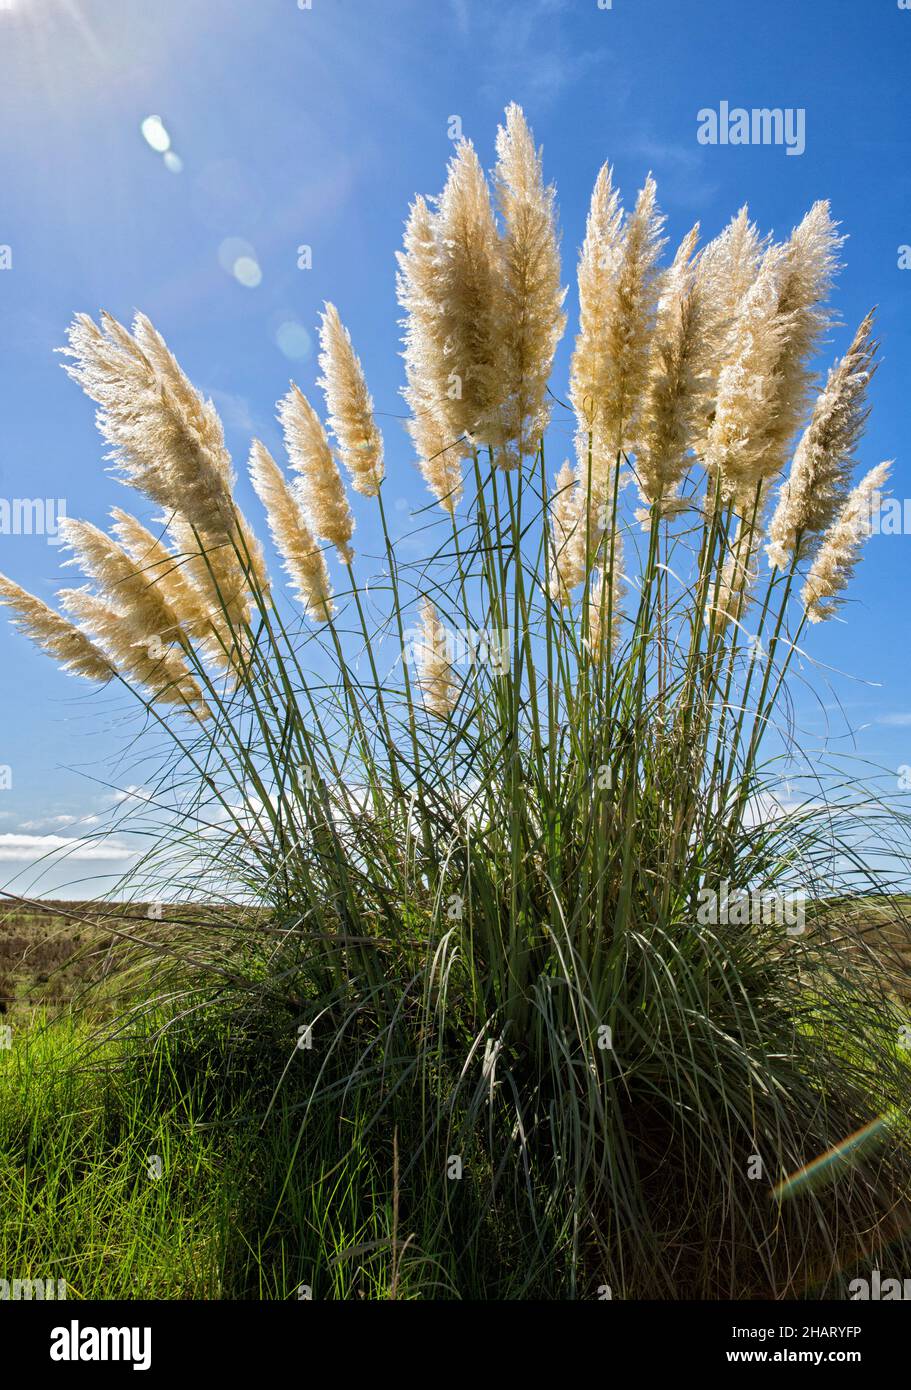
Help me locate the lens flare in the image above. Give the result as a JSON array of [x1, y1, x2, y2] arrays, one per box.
[[772, 1111, 898, 1201], [140, 116, 171, 154]]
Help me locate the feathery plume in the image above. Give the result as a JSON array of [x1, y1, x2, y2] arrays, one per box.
[[279, 384, 354, 564], [430, 140, 509, 453], [0, 574, 113, 683], [690, 207, 765, 457], [398, 197, 464, 506], [60, 311, 267, 625], [570, 163, 622, 439], [635, 224, 714, 518], [317, 303, 385, 497], [570, 170, 665, 498], [60, 517, 190, 651], [766, 310, 877, 570], [802, 461, 889, 623], [704, 245, 789, 505], [398, 197, 466, 508], [405, 394, 464, 513], [415, 598, 457, 718], [59, 586, 207, 715], [696, 208, 764, 356], [109, 509, 219, 646], [706, 204, 842, 511], [61, 311, 234, 525], [758, 202, 843, 482], [249, 441, 334, 621], [493, 103, 566, 462], [548, 461, 589, 606]]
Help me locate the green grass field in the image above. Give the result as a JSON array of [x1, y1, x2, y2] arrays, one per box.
[[0, 900, 468, 1300], [2, 896, 909, 1301]]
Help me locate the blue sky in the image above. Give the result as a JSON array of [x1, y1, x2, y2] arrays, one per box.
[[0, 0, 909, 896]]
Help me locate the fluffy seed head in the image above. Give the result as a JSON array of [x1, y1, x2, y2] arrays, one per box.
[[317, 303, 385, 497], [398, 196, 466, 507], [635, 224, 713, 519], [415, 598, 457, 719], [109, 509, 220, 646], [249, 441, 334, 621], [704, 245, 789, 505], [59, 585, 208, 715], [548, 461, 589, 606], [802, 461, 890, 623], [766, 310, 877, 570], [431, 140, 509, 453], [705, 204, 842, 512], [60, 311, 267, 625], [745, 203, 843, 497], [493, 103, 566, 462], [693, 207, 765, 426], [404, 393, 464, 513], [570, 170, 666, 499], [60, 517, 190, 651], [0, 574, 113, 683], [570, 164, 622, 435], [279, 384, 355, 564]]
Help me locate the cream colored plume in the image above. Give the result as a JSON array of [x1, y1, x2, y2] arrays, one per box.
[[570, 170, 665, 498], [694, 207, 764, 390], [766, 310, 877, 570], [398, 198, 457, 505], [165, 516, 257, 676], [249, 441, 334, 621], [705, 204, 842, 512], [758, 202, 843, 481], [60, 311, 267, 626], [570, 164, 622, 443], [548, 461, 590, 606], [60, 517, 190, 650], [802, 461, 889, 623], [429, 140, 509, 453], [109, 508, 219, 646], [415, 598, 457, 718], [317, 303, 385, 497], [493, 103, 566, 462], [704, 244, 789, 505], [398, 197, 466, 508], [0, 574, 113, 683], [60, 586, 208, 716], [697, 206, 765, 327], [689, 208, 766, 461], [635, 224, 714, 519], [279, 384, 354, 564], [405, 393, 464, 512]]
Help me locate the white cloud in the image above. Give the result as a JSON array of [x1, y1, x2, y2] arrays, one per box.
[[0, 834, 136, 863], [19, 813, 101, 831], [111, 786, 154, 806], [877, 713, 911, 727]]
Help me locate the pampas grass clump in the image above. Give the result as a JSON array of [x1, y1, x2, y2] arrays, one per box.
[[3, 105, 910, 1300]]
